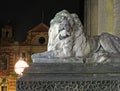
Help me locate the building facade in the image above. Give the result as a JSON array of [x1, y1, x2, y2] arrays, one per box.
[[0, 23, 49, 91]]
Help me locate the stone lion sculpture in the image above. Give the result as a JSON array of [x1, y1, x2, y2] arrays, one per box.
[[32, 10, 120, 63]]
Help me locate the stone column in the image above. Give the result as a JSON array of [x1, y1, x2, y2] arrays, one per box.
[[84, 0, 114, 36], [84, 0, 98, 36], [98, 0, 114, 35], [114, 0, 120, 37]]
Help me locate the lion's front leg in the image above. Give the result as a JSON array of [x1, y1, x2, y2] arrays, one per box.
[[31, 50, 55, 59], [31, 48, 72, 59]]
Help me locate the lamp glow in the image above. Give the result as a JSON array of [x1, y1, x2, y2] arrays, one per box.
[[14, 57, 29, 76]]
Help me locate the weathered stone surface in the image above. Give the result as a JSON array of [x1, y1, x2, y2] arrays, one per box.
[[17, 60, 120, 91], [31, 10, 120, 64]]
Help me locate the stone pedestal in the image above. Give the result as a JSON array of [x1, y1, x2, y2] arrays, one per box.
[[16, 59, 120, 91]]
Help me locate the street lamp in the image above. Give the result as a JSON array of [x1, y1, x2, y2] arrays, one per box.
[[14, 57, 29, 76]]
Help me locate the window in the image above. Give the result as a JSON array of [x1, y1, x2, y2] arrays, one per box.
[[1, 55, 8, 70], [39, 37, 45, 44], [6, 32, 9, 38], [1, 86, 7, 91]]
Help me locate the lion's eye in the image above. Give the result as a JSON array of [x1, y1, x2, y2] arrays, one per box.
[[61, 16, 65, 20], [59, 24, 64, 32]]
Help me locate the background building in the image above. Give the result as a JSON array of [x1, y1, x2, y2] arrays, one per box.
[[0, 23, 49, 91]]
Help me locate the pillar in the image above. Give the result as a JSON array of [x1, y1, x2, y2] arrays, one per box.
[[114, 0, 120, 37], [98, 0, 114, 35], [84, 0, 114, 36], [84, 0, 98, 36]]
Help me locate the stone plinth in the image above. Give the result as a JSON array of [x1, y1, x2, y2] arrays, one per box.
[[16, 58, 120, 91]]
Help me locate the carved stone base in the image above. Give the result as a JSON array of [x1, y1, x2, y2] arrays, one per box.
[[17, 80, 120, 91], [16, 60, 120, 91]]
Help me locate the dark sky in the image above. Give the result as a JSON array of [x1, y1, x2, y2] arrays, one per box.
[[0, 0, 84, 41]]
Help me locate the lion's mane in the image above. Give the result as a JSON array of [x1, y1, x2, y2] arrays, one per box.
[[47, 10, 90, 57]]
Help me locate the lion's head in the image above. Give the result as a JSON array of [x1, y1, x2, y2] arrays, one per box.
[[47, 10, 75, 51], [47, 10, 87, 57]]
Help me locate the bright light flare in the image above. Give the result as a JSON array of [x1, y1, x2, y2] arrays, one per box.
[[14, 58, 29, 76]]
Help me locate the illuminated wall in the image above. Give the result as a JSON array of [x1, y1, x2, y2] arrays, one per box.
[[85, 0, 115, 36]]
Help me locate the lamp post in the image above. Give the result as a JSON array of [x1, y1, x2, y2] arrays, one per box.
[[14, 57, 29, 76]]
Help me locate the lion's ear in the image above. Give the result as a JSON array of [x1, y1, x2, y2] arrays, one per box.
[[50, 19, 54, 25]]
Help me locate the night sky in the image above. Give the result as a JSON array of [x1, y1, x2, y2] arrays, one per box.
[[0, 0, 84, 41]]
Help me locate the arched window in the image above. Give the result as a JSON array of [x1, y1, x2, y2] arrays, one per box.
[[1, 55, 8, 70], [6, 31, 10, 38]]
